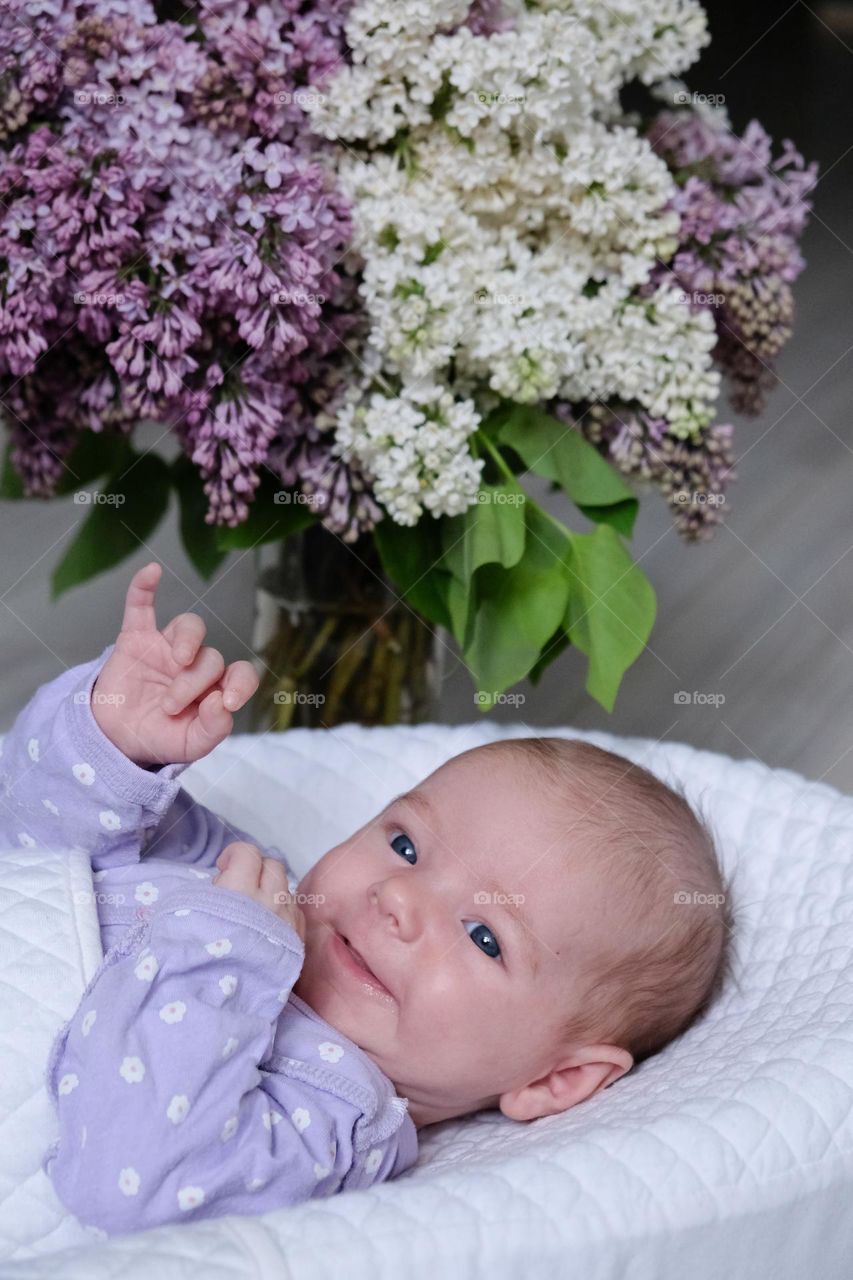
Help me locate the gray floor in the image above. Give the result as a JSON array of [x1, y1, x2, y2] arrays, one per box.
[[1, 3, 851, 792]]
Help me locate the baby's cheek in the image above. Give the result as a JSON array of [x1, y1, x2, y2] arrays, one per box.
[[421, 981, 476, 1038]]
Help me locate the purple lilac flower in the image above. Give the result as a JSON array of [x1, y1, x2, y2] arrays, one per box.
[[559, 399, 737, 542], [644, 108, 819, 415], [0, 0, 363, 533], [463, 0, 516, 37]]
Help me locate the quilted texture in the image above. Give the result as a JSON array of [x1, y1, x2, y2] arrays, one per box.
[[1, 720, 853, 1279], [0, 847, 104, 1259]]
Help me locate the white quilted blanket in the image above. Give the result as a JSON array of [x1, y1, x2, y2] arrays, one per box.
[[1, 721, 853, 1279]]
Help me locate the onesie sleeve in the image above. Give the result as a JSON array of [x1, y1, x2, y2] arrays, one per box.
[[42, 881, 359, 1235], [0, 645, 298, 883], [0, 644, 190, 869]]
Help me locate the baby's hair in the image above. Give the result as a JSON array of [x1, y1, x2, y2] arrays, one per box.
[[473, 736, 734, 1069]]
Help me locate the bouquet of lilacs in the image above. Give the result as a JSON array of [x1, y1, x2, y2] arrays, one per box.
[[0, 0, 818, 713]]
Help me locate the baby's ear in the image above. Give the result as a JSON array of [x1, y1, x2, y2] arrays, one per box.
[[499, 1045, 633, 1122]]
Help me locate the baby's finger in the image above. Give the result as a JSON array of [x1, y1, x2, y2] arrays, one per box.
[[260, 856, 289, 900], [219, 660, 260, 711], [213, 842, 262, 894], [188, 686, 232, 753], [163, 646, 225, 715], [120, 562, 161, 634], [163, 612, 206, 667]]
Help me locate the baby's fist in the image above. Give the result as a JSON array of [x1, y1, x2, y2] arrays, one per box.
[[213, 842, 306, 940]]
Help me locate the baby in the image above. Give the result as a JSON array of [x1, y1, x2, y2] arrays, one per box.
[[1, 562, 732, 1236]]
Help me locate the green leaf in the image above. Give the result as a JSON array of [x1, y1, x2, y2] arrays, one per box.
[[171, 454, 228, 579], [464, 505, 572, 705], [490, 403, 638, 536], [445, 573, 471, 648], [214, 470, 318, 549], [373, 516, 453, 632], [50, 453, 172, 600], [527, 626, 571, 686], [53, 430, 135, 496], [0, 443, 24, 499], [441, 482, 526, 587], [564, 523, 657, 712], [1, 429, 136, 500]]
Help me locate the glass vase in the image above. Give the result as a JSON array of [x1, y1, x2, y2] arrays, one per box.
[[250, 524, 446, 730]]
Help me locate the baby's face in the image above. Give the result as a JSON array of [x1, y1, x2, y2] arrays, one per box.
[[292, 749, 618, 1127]]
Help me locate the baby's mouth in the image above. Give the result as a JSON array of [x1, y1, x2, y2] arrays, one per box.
[[333, 930, 394, 1000]]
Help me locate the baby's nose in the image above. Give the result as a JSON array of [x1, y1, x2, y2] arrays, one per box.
[[372, 878, 424, 939]]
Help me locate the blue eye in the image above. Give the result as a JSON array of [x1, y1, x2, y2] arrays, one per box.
[[390, 831, 417, 865], [465, 921, 501, 959]]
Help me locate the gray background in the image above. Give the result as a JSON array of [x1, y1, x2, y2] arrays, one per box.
[[1, 1, 851, 792]]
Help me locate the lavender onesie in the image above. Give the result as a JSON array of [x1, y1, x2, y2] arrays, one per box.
[[0, 644, 418, 1235]]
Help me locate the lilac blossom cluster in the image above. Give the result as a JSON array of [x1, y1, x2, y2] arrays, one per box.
[[555, 89, 818, 540], [0, 3, 820, 548], [0, 0, 380, 535], [643, 95, 819, 417]]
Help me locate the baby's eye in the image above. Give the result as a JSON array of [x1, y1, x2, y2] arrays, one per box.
[[390, 831, 417, 865], [465, 921, 501, 960]]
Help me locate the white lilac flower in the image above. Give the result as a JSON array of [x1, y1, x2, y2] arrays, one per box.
[[304, 0, 722, 523], [335, 384, 483, 525]]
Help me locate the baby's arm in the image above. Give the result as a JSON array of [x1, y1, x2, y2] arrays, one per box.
[[0, 644, 190, 865], [42, 880, 340, 1234], [0, 562, 266, 871]]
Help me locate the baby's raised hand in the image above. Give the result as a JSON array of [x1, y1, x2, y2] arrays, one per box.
[[212, 842, 307, 939], [90, 561, 259, 767]]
